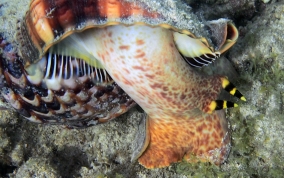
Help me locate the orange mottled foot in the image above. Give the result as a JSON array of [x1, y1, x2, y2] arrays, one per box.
[[138, 110, 230, 168]]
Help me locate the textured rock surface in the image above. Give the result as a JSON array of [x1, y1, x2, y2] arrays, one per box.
[[1, 0, 284, 177], [225, 2, 284, 176], [184, 0, 258, 23]]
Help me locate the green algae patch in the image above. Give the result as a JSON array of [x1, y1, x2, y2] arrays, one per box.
[[175, 161, 225, 177]]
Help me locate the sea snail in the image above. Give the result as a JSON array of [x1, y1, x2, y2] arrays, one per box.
[[0, 0, 245, 168]]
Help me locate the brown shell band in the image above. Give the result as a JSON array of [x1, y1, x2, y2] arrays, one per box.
[[18, 0, 160, 65]]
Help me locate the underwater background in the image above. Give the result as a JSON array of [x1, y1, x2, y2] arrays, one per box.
[[1, 0, 284, 177]]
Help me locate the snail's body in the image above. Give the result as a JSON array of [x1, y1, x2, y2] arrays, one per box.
[[0, 0, 244, 168], [80, 25, 230, 167]]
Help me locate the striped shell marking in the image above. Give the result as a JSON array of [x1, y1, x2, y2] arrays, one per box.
[[18, 0, 161, 66]]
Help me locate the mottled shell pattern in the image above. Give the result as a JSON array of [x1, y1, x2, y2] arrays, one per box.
[[0, 0, 237, 127]]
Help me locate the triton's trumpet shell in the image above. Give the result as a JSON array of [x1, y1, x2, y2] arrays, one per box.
[[0, 0, 243, 168]]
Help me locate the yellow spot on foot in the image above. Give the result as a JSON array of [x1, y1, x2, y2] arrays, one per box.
[[221, 77, 230, 88], [230, 88, 236, 95], [208, 101, 217, 113], [240, 96, 246, 101]]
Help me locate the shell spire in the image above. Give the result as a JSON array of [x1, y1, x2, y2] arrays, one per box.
[[0, 34, 136, 127]]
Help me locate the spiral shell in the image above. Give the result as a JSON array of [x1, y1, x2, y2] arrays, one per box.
[[0, 0, 244, 169], [1, 0, 238, 127]]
